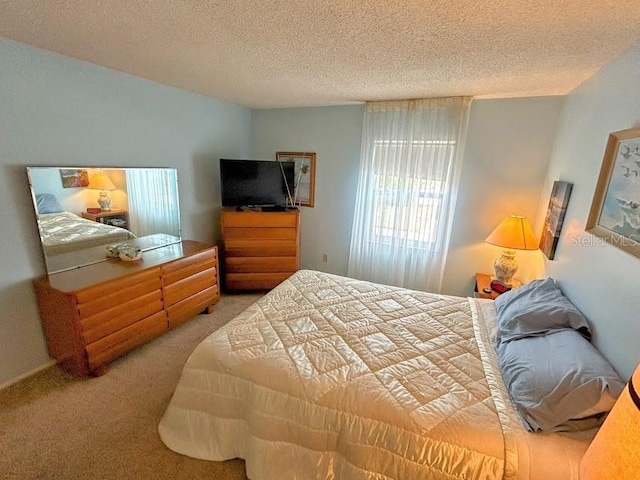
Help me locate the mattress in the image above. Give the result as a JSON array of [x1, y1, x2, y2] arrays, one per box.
[[37, 211, 135, 255], [159, 270, 591, 480]]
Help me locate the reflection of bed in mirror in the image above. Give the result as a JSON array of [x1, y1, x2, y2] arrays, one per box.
[[38, 211, 135, 255], [27, 167, 182, 273]]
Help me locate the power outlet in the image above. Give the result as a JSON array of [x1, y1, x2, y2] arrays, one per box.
[[322, 254, 328, 263]]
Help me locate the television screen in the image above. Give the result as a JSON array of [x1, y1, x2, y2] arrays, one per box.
[[220, 159, 295, 207]]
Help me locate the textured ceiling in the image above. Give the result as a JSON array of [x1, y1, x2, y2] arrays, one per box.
[[2, 1, 640, 109]]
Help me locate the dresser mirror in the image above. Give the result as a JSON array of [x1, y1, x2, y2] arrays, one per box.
[[27, 166, 182, 274]]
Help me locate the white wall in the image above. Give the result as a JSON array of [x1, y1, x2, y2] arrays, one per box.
[[442, 97, 564, 296], [536, 42, 640, 380], [0, 39, 251, 386], [251, 106, 365, 275], [252, 99, 563, 296]]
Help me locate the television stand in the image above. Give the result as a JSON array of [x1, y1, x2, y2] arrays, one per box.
[[220, 208, 300, 290]]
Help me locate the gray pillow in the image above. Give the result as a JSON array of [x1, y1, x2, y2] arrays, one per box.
[[497, 329, 624, 432], [494, 278, 591, 343], [36, 193, 63, 214]]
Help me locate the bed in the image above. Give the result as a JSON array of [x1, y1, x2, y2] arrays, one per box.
[[37, 211, 135, 255], [159, 270, 620, 480]]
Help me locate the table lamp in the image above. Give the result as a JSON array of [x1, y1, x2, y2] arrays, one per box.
[[580, 364, 640, 479], [87, 173, 116, 211], [485, 215, 537, 287]]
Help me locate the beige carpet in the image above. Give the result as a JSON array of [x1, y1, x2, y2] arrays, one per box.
[[0, 293, 263, 480]]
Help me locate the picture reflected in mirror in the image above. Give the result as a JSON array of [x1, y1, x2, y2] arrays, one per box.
[[27, 167, 182, 273]]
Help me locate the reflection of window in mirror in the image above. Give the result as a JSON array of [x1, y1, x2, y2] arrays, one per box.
[[27, 167, 182, 274], [125, 169, 180, 237]]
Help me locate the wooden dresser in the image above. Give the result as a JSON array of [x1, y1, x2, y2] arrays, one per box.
[[33, 241, 220, 376], [221, 208, 300, 290]]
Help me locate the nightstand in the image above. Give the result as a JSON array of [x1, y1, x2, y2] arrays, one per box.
[[474, 273, 521, 300], [81, 210, 128, 229], [475, 273, 499, 299]]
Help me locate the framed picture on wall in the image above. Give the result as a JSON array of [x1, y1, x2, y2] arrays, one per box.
[[276, 151, 316, 207], [59, 169, 89, 188], [586, 126, 640, 258], [540, 180, 573, 260]]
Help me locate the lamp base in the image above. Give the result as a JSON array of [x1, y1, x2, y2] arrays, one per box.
[[98, 191, 112, 211], [493, 249, 518, 287]]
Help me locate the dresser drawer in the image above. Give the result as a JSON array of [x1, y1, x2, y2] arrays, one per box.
[[77, 278, 162, 319], [222, 211, 298, 228], [225, 256, 298, 273], [85, 310, 167, 371], [75, 268, 161, 304], [162, 248, 217, 276], [163, 258, 217, 286], [224, 240, 298, 257], [225, 272, 292, 290], [167, 286, 218, 329], [80, 290, 164, 344], [164, 267, 217, 307], [223, 227, 297, 240]]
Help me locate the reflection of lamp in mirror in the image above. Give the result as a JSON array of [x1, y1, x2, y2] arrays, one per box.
[[87, 173, 116, 211], [485, 215, 537, 287]]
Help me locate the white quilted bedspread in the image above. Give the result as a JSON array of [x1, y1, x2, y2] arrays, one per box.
[[159, 270, 519, 480], [38, 212, 135, 255]]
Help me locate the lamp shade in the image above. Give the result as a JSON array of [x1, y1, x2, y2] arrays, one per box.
[[87, 173, 116, 191], [485, 215, 537, 250], [580, 364, 640, 479]]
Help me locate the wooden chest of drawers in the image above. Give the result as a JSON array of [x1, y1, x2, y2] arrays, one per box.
[[163, 248, 219, 329], [221, 209, 300, 290], [33, 241, 220, 376]]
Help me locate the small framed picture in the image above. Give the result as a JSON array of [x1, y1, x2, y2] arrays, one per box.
[[276, 152, 316, 207], [59, 169, 89, 188], [540, 180, 573, 260]]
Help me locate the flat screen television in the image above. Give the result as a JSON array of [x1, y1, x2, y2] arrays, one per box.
[[220, 159, 295, 208]]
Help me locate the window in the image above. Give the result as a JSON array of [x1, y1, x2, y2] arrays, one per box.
[[371, 140, 454, 248], [348, 97, 471, 292]]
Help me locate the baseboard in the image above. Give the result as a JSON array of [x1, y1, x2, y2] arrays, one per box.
[[0, 360, 57, 391]]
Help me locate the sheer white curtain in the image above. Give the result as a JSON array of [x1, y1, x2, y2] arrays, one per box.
[[348, 97, 471, 292], [126, 169, 180, 237]]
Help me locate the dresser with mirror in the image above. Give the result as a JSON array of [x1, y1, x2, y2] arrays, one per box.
[[28, 166, 220, 376]]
